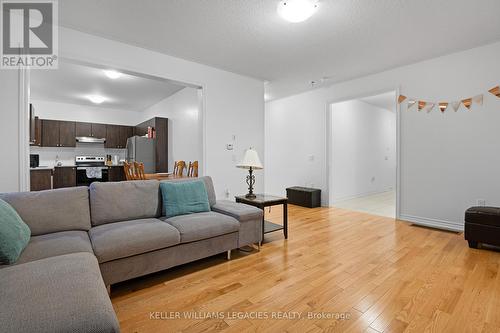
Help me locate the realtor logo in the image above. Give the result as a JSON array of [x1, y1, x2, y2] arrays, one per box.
[[1, 0, 58, 69]]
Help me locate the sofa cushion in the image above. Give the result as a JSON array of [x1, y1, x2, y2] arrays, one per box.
[[162, 212, 239, 243], [0, 252, 120, 333], [160, 180, 211, 218], [465, 206, 500, 227], [161, 176, 216, 207], [212, 200, 263, 222], [12, 231, 93, 265], [0, 187, 91, 236], [90, 180, 161, 226], [89, 218, 180, 263], [0, 199, 31, 265]]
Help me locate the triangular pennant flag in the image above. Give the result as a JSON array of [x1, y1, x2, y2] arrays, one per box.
[[438, 102, 448, 112], [425, 103, 435, 113], [407, 99, 416, 110], [472, 94, 483, 106], [462, 98, 472, 110], [451, 101, 461, 112], [489, 86, 500, 98], [398, 95, 407, 104], [418, 101, 426, 111]]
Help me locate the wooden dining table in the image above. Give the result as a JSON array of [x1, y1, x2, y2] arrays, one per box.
[[144, 173, 188, 180]]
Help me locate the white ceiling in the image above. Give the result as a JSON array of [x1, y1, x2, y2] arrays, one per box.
[[30, 61, 186, 111], [359, 91, 396, 112], [58, 0, 500, 100]]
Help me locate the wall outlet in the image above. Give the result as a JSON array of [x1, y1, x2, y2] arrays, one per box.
[[477, 199, 486, 206], [226, 143, 234, 150], [225, 188, 230, 199]]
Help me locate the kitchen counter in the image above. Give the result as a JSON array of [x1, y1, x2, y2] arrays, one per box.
[[30, 166, 53, 170]]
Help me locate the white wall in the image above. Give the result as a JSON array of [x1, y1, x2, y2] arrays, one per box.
[[142, 87, 202, 172], [0, 71, 21, 192], [32, 99, 143, 125], [266, 41, 500, 231], [331, 100, 396, 202], [0, 26, 264, 199]]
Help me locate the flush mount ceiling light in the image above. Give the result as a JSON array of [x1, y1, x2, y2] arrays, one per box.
[[277, 0, 319, 23], [87, 94, 106, 104], [103, 69, 122, 79]]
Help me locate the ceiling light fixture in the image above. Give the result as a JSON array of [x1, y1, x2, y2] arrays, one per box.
[[103, 69, 122, 79], [87, 95, 106, 104], [277, 0, 319, 23]]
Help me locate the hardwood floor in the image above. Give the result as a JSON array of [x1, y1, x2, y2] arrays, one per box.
[[111, 205, 500, 333]]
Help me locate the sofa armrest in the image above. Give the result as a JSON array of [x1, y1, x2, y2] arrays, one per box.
[[212, 200, 263, 246], [212, 200, 263, 222]]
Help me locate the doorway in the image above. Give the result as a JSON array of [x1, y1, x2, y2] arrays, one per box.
[[328, 91, 398, 218]]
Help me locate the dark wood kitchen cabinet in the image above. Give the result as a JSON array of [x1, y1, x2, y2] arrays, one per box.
[[105, 125, 132, 148], [75, 122, 92, 137], [92, 123, 107, 139], [108, 166, 125, 182], [30, 116, 42, 146], [59, 121, 76, 147], [76, 122, 107, 139], [105, 125, 120, 148], [119, 126, 133, 148], [53, 166, 76, 189], [30, 169, 52, 191], [42, 120, 76, 147]]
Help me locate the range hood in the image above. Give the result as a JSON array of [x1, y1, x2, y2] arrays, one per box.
[[76, 136, 106, 144]]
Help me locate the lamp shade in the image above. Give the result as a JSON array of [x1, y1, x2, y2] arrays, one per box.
[[237, 148, 263, 170]]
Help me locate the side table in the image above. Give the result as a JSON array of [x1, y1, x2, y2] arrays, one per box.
[[235, 194, 288, 243]]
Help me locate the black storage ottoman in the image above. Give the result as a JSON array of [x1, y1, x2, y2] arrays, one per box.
[[286, 187, 321, 208], [464, 206, 500, 249]]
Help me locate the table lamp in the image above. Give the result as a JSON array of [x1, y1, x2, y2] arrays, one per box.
[[237, 148, 263, 199]]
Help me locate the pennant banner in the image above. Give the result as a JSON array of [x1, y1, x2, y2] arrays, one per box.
[[397, 85, 498, 113]]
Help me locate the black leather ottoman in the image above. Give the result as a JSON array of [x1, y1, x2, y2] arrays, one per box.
[[464, 207, 500, 248]]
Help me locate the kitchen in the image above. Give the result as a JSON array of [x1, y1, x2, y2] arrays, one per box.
[[29, 61, 202, 191]]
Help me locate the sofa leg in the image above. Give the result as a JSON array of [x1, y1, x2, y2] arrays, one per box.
[[227, 250, 231, 260], [468, 240, 479, 249], [106, 285, 111, 295]]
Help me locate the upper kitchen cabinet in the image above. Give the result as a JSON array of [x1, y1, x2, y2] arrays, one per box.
[[42, 120, 76, 147], [105, 125, 132, 149], [119, 126, 134, 148], [105, 125, 120, 148], [76, 122, 107, 139]]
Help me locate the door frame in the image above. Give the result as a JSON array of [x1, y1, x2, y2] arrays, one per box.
[[325, 87, 401, 219], [20, 56, 207, 184]]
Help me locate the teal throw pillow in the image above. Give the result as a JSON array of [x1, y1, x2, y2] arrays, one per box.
[[160, 180, 210, 218], [0, 199, 31, 264]]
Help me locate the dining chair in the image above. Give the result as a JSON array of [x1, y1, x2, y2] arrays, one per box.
[[123, 161, 135, 181], [173, 160, 186, 176], [133, 161, 146, 180], [187, 161, 199, 177]]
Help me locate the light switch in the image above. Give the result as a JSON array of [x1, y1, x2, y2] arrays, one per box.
[[226, 143, 234, 150]]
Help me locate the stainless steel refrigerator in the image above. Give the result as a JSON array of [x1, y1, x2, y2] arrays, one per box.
[[126, 136, 156, 173]]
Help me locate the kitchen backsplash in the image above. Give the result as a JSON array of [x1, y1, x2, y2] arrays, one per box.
[[30, 145, 127, 167]]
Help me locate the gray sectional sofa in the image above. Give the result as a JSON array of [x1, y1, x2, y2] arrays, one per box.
[[0, 176, 263, 333]]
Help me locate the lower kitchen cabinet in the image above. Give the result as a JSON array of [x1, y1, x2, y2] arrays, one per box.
[[30, 169, 52, 191], [108, 166, 125, 182], [53, 166, 76, 189]]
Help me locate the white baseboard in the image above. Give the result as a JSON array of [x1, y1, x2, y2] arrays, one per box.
[[333, 189, 393, 204], [399, 214, 463, 232]]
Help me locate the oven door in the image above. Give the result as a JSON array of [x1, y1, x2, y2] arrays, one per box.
[[76, 167, 109, 186]]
